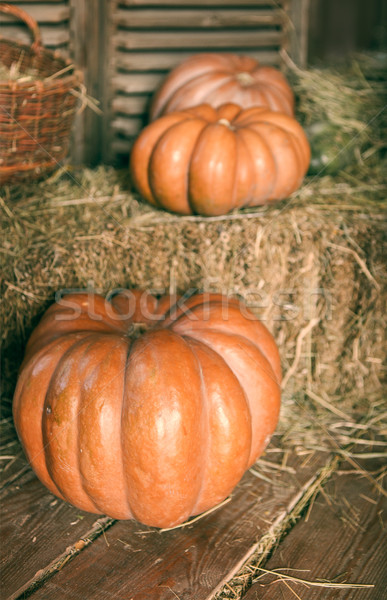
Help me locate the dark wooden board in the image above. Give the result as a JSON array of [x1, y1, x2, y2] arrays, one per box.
[[28, 448, 330, 600], [114, 8, 284, 29], [0, 470, 107, 600], [0, 25, 69, 48], [244, 457, 387, 599], [0, 421, 37, 494], [0, 4, 69, 23], [119, 0, 286, 6], [114, 29, 284, 51], [114, 50, 281, 73]]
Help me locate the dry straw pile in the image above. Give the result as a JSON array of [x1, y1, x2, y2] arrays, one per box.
[[1, 54, 386, 456]]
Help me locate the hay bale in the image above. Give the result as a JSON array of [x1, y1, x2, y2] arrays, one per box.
[[283, 51, 387, 174], [1, 162, 385, 449]]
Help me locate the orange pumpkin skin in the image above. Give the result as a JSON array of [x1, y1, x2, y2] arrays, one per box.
[[13, 291, 281, 528], [130, 103, 310, 216], [150, 53, 294, 119]]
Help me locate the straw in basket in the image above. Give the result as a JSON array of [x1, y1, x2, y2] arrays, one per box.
[[0, 3, 83, 184]]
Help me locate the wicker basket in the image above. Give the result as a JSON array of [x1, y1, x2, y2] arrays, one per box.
[[0, 3, 82, 184]]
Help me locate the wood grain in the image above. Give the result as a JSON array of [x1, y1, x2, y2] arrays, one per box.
[[115, 50, 281, 72], [119, 0, 286, 6], [112, 94, 151, 116], [0, 471, 107, 600], [0, 25, 70, 48], [28, 448, 330, 600], [114, 29, 284, 50], [114, 8, 284, 29], [244, 457, 387, 599], [0, 4, 69, 23]]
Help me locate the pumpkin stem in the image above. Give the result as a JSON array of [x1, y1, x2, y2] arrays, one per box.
[[126, 322, 151, 340], [236, 71, 255, 86], [217, 118, 234, 130]]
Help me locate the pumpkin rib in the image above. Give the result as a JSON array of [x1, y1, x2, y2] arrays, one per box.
[[76, 337, 133, 519], [236, 126, 277, 204], [175, 312, 280, 389], [236, 115, 306, 179], [201, 76, 241, 106], [179, 325, 280, 390], [43, 334, 103, 512], [171, 306, 281, 385], [12, 337, 83, 501], [182, 330, 280, 466], [249, 121, 303, 201], [188, 120, 238, 215], [251, 73, 294, 114], [184, 339, 211, 514], [249, 112, 311, 171], [186, 337, 251, 514], [232, 129, 257, 209], [119, 340, 136, 519], [164, 72, 234, 115], [165, 299, 282, 384], [130, 112, 190, 207], [148, 117, 208, 215], [121, 330, 205, 527], [25, 294, 129, 357]]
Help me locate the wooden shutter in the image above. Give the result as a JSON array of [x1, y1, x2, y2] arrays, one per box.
[[106, 0, 290, 163], [0, 1, 71, 56]]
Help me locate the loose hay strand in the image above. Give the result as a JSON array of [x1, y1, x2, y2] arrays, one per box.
[[253, 567, 374, 590]]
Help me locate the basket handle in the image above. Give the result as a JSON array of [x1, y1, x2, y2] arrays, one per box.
[[0, 3, 42, 52]]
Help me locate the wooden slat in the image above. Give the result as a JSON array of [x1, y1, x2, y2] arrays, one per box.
[[114, 8, 284, 29], [0, 25, 70, 47], [286, 0, 310, 67], [113, 72, 164, 93], [69, 0, 105, 166], [112, 94, 151, 115], [29, 448, 331, 600], [0, 471, 105, 600], [115, 49, 281, 71], [112, 116, 145, 136], [0, 4, 69, 23], [112, 138, 135, 154], [114, 29, 284, 50], [119, 0, 287, 6], [244, 456, 387, 600], [4, 1, 65, 3]]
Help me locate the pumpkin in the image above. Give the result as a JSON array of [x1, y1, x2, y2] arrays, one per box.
[[150, 52, 294, 119], [13, 290, 281, 528], [130, 103, 310, 216]]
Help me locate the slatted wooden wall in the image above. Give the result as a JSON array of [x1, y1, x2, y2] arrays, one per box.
[[107, 0, 291, 162], [0, 1, 71, 56], [1, 1, 307, 165]]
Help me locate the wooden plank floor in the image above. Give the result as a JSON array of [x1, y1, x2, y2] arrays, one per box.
[[1, 436, 385, 600], [1, 438, 329, 600], [244, 456, 387, 600]]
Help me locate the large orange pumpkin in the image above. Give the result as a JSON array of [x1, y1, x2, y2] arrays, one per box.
[[13, 290, 281, 528], [150, 53, 294, 119], [130, 103, 310, 216]]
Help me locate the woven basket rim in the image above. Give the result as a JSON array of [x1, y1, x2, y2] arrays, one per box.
[[0, 37, 83, 88]]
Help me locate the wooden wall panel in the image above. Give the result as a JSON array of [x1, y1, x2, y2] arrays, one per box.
[[1, 1, 299, 165], [105, 0, 291, 164], [0, 1, 71, 56]]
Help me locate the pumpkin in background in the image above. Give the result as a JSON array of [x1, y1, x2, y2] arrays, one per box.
[[130, 103, 310, 216], [13, 290, 281, 528], [150, 53, 294, 119]]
